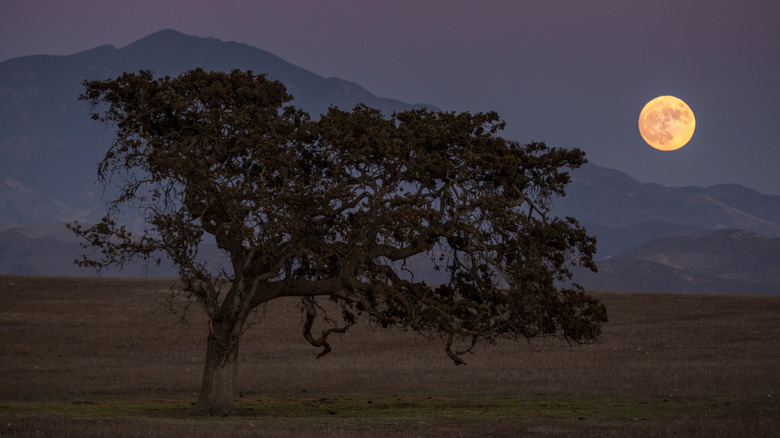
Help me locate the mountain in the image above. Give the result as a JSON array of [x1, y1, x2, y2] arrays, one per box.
[[571, 228, 780, 295], [615, 229, 780, 285], [0, 29, 433, 224], [573, 257, 780, 295], [0, 225, 177, 277], [581, 220, 711, 259], [0, 223, 231, 278], [555, 163, 780, 239], [551, 162, 780, 260], [0, 178, 97, 224], [556, 165, 780, 293]]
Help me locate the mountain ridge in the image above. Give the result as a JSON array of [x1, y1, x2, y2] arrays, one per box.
[[615, 229, 780, 285], [0, 29, 436, 224], [574, 257, 780, 295], [555, 162, 780, 238]]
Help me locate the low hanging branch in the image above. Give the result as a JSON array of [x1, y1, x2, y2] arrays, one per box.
[[301, 297, 354, 359]]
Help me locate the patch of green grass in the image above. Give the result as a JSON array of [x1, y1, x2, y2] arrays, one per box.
[[0, 393, 733, 427], [1, 397, 192, 419]]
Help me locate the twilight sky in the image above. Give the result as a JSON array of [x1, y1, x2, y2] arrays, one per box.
[[2, 0, 779, 194]]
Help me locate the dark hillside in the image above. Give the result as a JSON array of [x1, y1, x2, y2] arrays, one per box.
[[572, 229, 780, 294], [0, 29, 433, 224], [616, 229, 780, 285], [555, 163, 780, 237]]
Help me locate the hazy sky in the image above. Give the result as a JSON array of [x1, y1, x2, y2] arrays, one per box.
[[2, 0, 779, 194]]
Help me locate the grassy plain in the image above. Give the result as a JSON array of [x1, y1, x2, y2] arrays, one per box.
[[0, 275, 777, 437]]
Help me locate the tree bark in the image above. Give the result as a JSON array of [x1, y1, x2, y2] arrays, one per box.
[[190, 320, 242, 416]]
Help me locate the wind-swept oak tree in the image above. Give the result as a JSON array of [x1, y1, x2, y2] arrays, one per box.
[[71, 68, 607, 416]]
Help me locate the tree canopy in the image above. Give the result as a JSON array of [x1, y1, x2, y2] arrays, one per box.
[[71, 68, 607, 415]]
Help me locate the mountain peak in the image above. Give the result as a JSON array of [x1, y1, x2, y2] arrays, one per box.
[[137, 28, 186, 39], [119, 29, 222, 58], [0, 29, 436, 225], [123, 29, 202, 46]]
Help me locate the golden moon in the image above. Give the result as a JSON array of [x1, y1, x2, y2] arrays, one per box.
[[638, 95, 696, 151]]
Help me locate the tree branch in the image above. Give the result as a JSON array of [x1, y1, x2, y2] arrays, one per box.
[[301, 297, 353, 358]]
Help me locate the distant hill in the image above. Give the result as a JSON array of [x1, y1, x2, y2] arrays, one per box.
[[573, 258, 780, 295], [616, 229, 780, 285], [0, 226, 169, 277], [0, 29, 434, 224], [0, 178, 96, 225], [0, 224, 229, 278], [572, 229, 780, 294], [555, 163, 780, 239], [581, 219, 711, 259]]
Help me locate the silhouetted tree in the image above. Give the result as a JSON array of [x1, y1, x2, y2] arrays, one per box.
[[71, 68, 606, 416]]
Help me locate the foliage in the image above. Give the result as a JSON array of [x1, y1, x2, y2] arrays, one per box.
[[70, 68, 606, 413]]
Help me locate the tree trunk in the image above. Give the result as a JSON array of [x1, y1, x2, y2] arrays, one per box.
[[190, 320, 242, 416]]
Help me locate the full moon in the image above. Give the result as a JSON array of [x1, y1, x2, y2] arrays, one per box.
[[638, 95, 696, 151]]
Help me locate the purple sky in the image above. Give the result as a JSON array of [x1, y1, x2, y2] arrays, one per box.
[[2, 0, 779, 194]]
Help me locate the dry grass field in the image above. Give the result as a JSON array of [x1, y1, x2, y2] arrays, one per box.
[[0, 275, 778, 437]]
